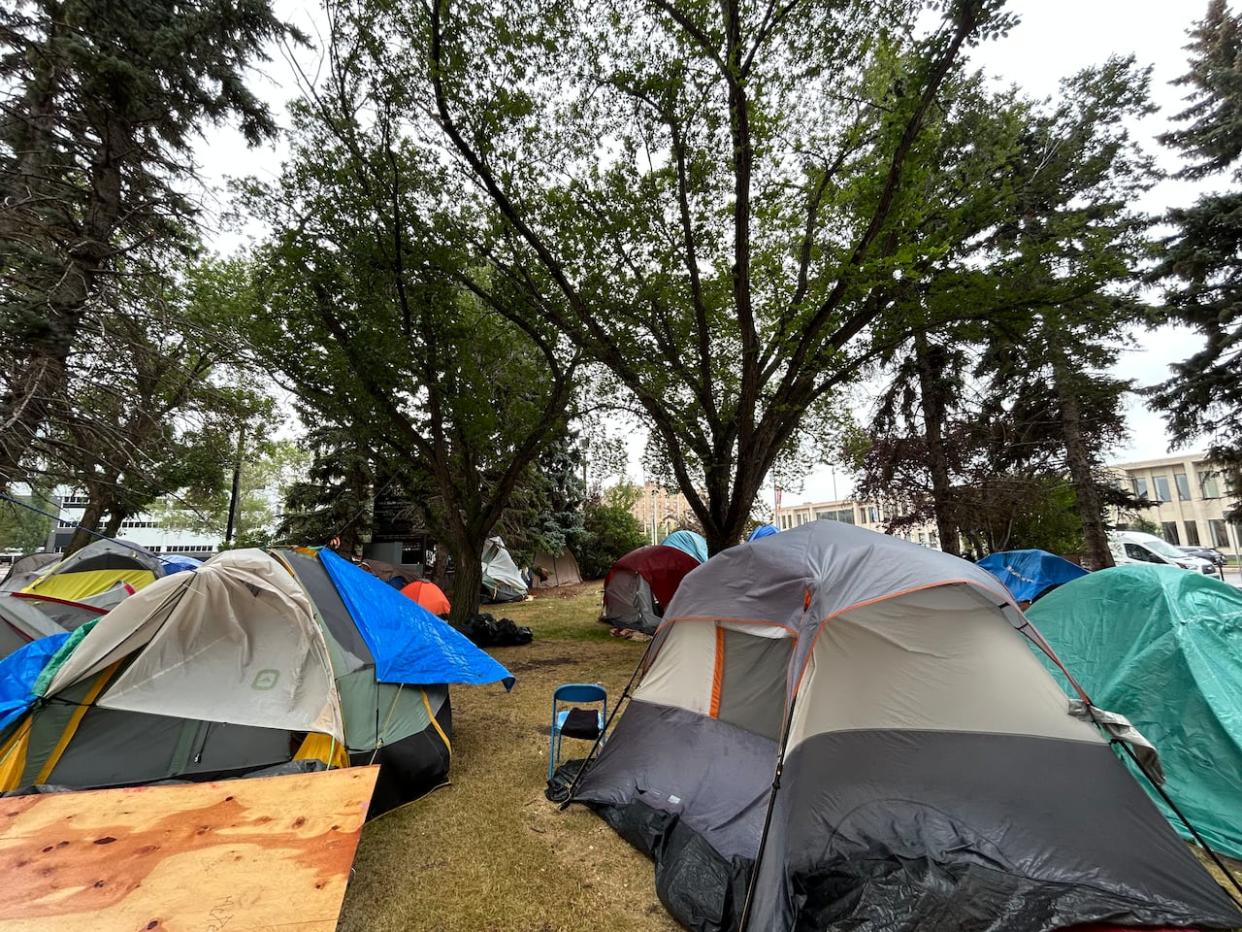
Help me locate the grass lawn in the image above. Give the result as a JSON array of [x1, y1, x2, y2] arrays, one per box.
[[338, 582, 678, 932], [338, 580, 1242, 931]]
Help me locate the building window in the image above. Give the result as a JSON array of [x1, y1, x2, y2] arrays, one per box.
[[1200, 471, 1221, 499], [1132, 477, 1149, 498], [796, 513, 808, 526], [1154, 476, 1171, 502], [1210, 519, 1230, 549], [1174, 471, 1191, 501], [1162, 522, 1180, 545], [1185, 522, 1201, 546], [867, 506, 879, 524], [815, 510, 832, 520]]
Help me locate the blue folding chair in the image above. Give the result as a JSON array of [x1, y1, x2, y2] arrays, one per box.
[[548, 683, 607, 781]]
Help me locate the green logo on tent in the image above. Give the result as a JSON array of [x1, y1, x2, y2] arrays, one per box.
[[252, 669, 280, 690]]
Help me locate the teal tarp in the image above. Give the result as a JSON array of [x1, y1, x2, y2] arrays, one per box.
[[1027, 565, 1242, 858]]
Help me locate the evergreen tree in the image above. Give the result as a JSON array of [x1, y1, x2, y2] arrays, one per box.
[[1152, 0, 1242, 518], [0, 0, 299, 487]]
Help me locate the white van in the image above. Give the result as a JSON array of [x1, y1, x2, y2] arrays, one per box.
[[1108, 531, 1214, 574]]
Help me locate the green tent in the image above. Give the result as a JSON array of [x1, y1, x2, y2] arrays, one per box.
[[1027, 564, 1242, 859]]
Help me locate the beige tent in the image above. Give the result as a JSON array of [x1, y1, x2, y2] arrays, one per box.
[[0, 549, 344, 792], [531, 549, 582, 589]]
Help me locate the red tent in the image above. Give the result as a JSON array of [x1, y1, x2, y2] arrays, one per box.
[[603, 545, 700, 634], [400, 579, 451, 616]]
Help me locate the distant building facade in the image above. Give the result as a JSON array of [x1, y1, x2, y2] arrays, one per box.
[[775, 497, 942, 550], [631, 482, 700, 545], [1107, 452, 1241, 557], [51, 491, 222, 556]]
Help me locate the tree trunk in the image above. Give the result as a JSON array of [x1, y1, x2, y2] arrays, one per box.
[[1053, 362, 1115, 570], [102, 511, 125, 538], [913, 333, 960, 556], [447, 538, 483, 627], [431, 541, 451, 588], [64, 497, 107, 556]]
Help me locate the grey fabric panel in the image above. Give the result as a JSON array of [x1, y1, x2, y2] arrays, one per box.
[[46, 707, 186, 787], [180, 721, 294, 775], [574, 699, 774, 860], [604, 572, 661, 634], [665, 520, 1017, 638], [337, 670, 439, 751], [20, 676, 97, 783], [716, 630, 791, 740], [0, 620, 27, 659], [749, 728, 1242, 931], [0, 593, 66, 639], [279, 549, 372, 669]]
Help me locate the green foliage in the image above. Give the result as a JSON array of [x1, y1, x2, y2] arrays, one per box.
[[0, 491, 54, 553], [496, 433, 588, 566], [276, 424, 375, 554], [323, 0, 1018, 550], [574, 484, 648, 579], [1152, 0, 1242, 519], [0, 0, 299, 486], [856, 58, 1157, 566], [238, 66, 578, 621]]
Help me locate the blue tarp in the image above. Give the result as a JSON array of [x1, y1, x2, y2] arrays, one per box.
[[660, 530, 708, 564], [160, 554, 203, 575], [748, 524, 778, 542], [977, 549, 1088, 603], [0, 633, 68, 733], [319, 550, 514, 689]]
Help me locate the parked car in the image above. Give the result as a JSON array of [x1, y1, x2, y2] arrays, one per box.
[[1108, 531, 1216, 574], [1178, 545, 1227, 569]]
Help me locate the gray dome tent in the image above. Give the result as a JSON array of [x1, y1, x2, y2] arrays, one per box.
[[565, 521, 1242, 931]]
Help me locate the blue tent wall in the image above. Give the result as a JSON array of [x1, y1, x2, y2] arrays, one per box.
[[748, 524, 778, 542], [0, 633, 69, 733], [319, 550, 514, 689], [660, 530, 708, 564]]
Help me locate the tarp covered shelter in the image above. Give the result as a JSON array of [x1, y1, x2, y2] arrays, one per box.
[[482, 537, 527, 603], [978, 548, 1088, 603], [401, 579, 452, 616], [1028, 565, 1242, 860], [602, 545, 700, 635], [0, 552, 58, 591], [660, 530, 708, 563], [747, 524, 778, 542], [0, 550, 345, 794], [276, 547, 513, 814], [568, 521, 1242, 932], [532, 549, 583, 588], [21, 539, 163, 604]]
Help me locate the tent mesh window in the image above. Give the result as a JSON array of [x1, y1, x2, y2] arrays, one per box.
[[714, 627, 792, 741]]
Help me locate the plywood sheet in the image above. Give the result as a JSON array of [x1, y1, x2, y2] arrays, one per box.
[[0, 765, 378, 931]]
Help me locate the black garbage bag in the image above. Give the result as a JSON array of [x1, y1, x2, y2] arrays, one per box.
[[452, 612, 534, 647]]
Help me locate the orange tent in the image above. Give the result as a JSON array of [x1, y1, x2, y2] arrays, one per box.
[[400, 579, 451, 616]]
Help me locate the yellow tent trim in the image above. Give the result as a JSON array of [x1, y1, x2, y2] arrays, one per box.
[[35, 663, 119, 784], [24, 568, 156, 602], [0, 720, 32, 791], [294, 732, 349, 769], [420, 689, 452, 756]]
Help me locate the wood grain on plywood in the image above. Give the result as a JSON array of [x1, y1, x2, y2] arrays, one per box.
[[0, 765, 378, 932]]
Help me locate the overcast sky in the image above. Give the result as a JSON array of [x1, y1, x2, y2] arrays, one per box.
[[195, 0, 1221, 506]]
